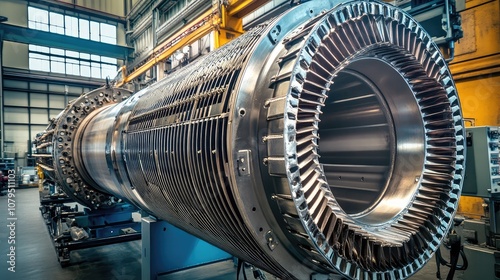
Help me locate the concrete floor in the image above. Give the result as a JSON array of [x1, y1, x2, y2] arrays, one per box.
[[0, 188, 465, 280]]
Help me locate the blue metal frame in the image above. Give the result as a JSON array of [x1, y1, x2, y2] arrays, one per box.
[[142, 217, 232, 280], [0, 23, 133, 60], [74, 204, 141, 238]]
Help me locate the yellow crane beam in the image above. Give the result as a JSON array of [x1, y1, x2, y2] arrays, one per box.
[[216, 3, 244, 48], [152, 9, 216, 55], [116, 9, 217, 87], [117, 0, 271, 87]]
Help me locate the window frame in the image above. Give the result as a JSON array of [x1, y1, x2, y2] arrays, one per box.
[[28, 44, 118, 79], [28, 6, 118, 45], [27, 6, 119, 79]]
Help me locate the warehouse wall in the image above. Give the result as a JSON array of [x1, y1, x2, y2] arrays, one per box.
[[1, 1, 29, 69], [450, 0, 500, 126], [3, 42, 29, 70], [1, 0, 127, 25], [1, 0, 27, 27], [2, 78, 88, 166], [58, 0, 125, 17], [0, 0, 126, 167], [458, 75, 500, 126], [449, 0, 500, 218]]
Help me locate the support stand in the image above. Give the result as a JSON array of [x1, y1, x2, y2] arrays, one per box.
[[142, 217, 232, 280]]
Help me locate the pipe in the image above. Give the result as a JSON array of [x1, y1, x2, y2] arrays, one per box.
[[39, 1, 466, 279]]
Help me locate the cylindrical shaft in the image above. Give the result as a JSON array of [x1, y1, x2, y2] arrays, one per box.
[[40, 1, 466, 279]]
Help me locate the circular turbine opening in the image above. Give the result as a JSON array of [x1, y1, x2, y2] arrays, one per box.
[[319, 56, 426, 225], [280, 4, 464, 278]]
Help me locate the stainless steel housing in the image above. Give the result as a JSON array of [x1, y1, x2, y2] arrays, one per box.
[[42, 1, 465, 279]]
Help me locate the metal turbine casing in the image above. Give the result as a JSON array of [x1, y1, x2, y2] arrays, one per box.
[[46, 1, 465, 279]]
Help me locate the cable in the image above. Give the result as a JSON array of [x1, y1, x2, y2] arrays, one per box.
[[436, 245, 468, 270], [237, 259, 267, 280], [435, 234, 468, 279], [236, 259, 248, 280], [252, 265, 267, 280], [446, 235, 460, 280]]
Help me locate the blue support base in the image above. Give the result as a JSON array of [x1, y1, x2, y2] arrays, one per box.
[[142, 217, 232, 280]]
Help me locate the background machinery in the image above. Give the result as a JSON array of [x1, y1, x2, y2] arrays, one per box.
[[457, 126, 500, 280], [35, 128, 142, 267]]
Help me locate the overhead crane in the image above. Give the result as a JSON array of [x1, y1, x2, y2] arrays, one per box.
[[116, 0, 268, 87]]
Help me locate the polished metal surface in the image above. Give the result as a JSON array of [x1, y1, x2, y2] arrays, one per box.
[[35, 87, 133, 207], [37, 1, 465, 279]]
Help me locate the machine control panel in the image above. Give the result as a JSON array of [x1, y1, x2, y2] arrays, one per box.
[[463, 126, 500, 196]]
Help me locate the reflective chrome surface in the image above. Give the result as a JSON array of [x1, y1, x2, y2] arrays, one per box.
[[279, 2, 465, 278], [322, 57, 426, 224], [38, 1, 465, 279]]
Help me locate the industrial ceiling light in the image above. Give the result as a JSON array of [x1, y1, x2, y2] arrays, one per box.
[[173, 49, 185, 61], [38, 1, 464, 279], [182, 45, 190, 54]]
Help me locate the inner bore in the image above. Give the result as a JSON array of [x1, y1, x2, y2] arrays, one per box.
[[318, 57, 425, 225]]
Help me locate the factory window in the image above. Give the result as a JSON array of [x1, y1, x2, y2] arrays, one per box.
[[28, 7, 117, 45], [79, 19, 90, 39], [90, 21, 100, 41], [28, 7, 49, 31], [49, 12, 64, 34], [65, 15, 79, 37], [29, 45, 117, 79], [100, 24, 117, 44]]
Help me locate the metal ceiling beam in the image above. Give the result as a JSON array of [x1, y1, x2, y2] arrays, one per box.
[[2, 67, 105, 87], [0, 23, 134, 60]]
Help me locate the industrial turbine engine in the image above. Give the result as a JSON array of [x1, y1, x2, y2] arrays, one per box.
[[37, 0, 465, 279]]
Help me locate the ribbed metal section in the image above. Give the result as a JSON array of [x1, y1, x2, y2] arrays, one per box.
[[122, 24, 296, 278]]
